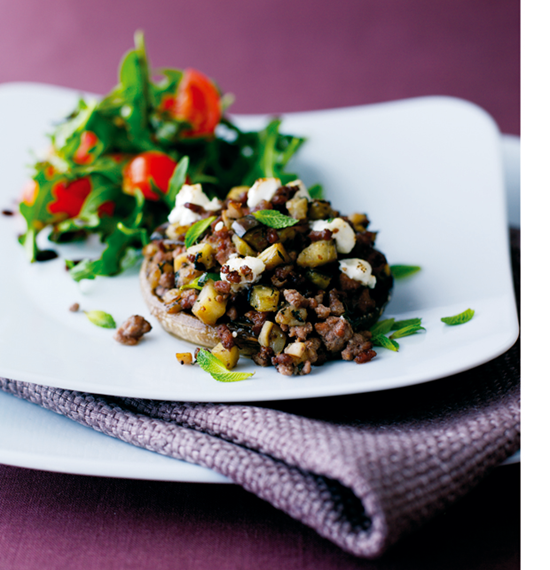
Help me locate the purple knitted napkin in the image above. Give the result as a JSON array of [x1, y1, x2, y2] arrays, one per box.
[[0, 231, 520, 559]]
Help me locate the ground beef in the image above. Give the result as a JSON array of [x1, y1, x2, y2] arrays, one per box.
[[216, 324, 235, 349], [313, 303, 331, 320], [214, 280, 231, 294], [252, 346, 274, 367], [288, 322, 313, 341], [308, 229, 333, 242], [266, 228, 279, 244], [114, 315, 152, 346], [341, 333, 376, 363], [271, 353, 295, 376], [180, 289, 198, 310], [303, 338, 322, 364], [314, 316, 353, 352], [226, 305, 238, 321], [251, 199, 273, 212], [283, 289, 308, 308], [328, 289, 346, 316], [68, 303, 80, 312], [271, 185, 296, 209], [207, 228, 236, 265], [244, 310, 270, 336], [297, 361, 312, 375], [159, 271, 175, 289], [338, 272, 361, 292], [271, 264, 294, 288], [152, 248, 173, 265]]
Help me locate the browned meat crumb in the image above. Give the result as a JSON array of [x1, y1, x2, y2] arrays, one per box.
[[314, 316, 353, 352], [216, 324, 235, 350], [342, 333, 376, 363], [283, 289, 308, 308], [114, 315, 152, 346], [213, 280, 231, 294], [68, 303, 80, 312], [338, 272, 361, 292], [180, 289, 198, 310], [313, 303, 331, 320], [308, 229, 333, 242], [245, 310, 270, 336], [252, 346, 274, 367], [328, 289, 346, 316], [288, 322, 313, 341], [271, 353, 295, 376], [298, 361, 312, 375], [303, 338, 322, 364]]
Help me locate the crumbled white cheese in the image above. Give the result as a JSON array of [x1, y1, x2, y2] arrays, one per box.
[[246, 178, 281, 209], [168, 184, 222, 227], [214, 221, 224, 232], [310, 218, 356, 254], [286, 179, 311, 200], [339, 258, 376, 288], [221, 255, 266, 291]]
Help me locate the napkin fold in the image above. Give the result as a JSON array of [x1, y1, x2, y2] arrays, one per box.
[[0, 230, 520, 559]]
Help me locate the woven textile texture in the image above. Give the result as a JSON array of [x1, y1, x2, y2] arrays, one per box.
[[0, 231, 520, 559]]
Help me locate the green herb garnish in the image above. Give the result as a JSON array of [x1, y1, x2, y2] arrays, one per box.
[[369, 318, 395, 336], [371, 334, 399, 352], [391, 318, 422, 330], [441, 308, 475, 326], [389, 323, 425, 339], [252, 209, 300, 229], [84, 310, 116, 329], [196, 349, 255, 382], [184, 216, 217, 249], [390, 265, 421, 279]]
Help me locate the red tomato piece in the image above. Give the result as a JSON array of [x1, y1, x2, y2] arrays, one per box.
[[122, 151, 177, 201], [74, 131, 99, 165], [98, 200, 115, 217], [172, 69, 222, 136], [49, 178, 92, 218]]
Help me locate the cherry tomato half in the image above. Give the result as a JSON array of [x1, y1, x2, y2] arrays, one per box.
[[74, 131, 99, 165], [48, 177, 114, 219], [122, 151, 178, 201], [169, 69, 222, 136]]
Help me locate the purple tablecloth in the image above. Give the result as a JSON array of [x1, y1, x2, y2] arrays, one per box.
[[0, 1, 519, 568]]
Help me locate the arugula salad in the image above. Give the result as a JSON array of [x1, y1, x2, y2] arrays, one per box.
[[19, 31, 308, 282]]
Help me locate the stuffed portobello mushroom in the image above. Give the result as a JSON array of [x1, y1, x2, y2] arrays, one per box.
[[140, 178, 393, 376]]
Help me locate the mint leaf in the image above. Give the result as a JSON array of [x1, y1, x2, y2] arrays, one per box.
[[196, 349, 254, 382], [85, 310, 116, 329], [369, 318, 395, 336], [441, 308, 475, 326], [389, 324, 425, 339], [371, 334, 399, 352], [391, 265, 421, 279], [252, 210, 299, 229], [184, 216, 217, 249], [391, 318, 422, 330]]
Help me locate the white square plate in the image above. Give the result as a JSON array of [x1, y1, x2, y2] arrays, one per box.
[[0, 83, 518, 402]]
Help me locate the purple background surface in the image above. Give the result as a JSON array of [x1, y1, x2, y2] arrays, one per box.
[[0, 0, 519, 134], [0, 1, 519, 568]]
